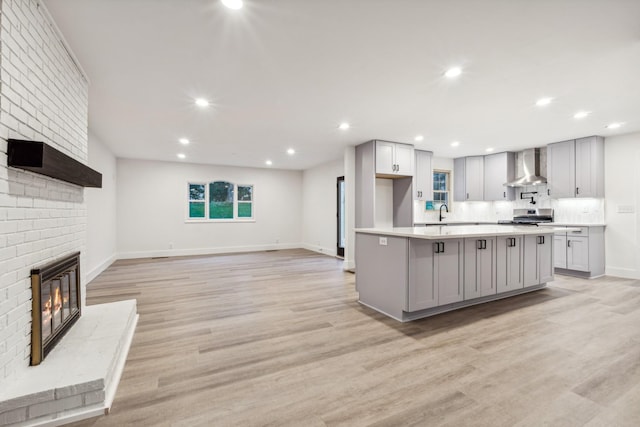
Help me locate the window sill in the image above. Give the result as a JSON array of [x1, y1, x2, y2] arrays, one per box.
[[185, 219, 256, 223]]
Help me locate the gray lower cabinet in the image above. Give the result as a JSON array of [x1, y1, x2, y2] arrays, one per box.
[[553, 233, 568, 268], [408, 239, 436, 311], [408, 238, 463, 311], [355, 233, 408, 320], [552, 226, 605, 277], [567, 236, 589, 271], [523, 234, 553, 286], [496, 235, 523, 293], [463, 237, 496, 299]]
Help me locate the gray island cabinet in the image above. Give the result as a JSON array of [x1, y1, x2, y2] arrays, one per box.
[[355, 225, 558, 322]]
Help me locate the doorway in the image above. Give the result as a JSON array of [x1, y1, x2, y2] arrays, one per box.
[[337, 176, 345, 258]]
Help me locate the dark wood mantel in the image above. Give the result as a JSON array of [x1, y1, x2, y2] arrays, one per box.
[[7, 139, 102, 188]]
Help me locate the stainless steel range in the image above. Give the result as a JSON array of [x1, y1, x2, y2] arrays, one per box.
[[498, 208, 554, 226]]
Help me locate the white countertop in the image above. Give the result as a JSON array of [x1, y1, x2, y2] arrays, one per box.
[[415, 221, 606, 227], [538, 222, 606, 227], [356, 225, 570, 240]]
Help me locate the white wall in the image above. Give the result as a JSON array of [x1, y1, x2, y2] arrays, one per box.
[[116, 158, 303, 258], [0, 0, 89, 380], [604, 132, 639, 278], [301, 158, 344, 256], [344, 146, 356, 270], [86, 133, 117, 282]]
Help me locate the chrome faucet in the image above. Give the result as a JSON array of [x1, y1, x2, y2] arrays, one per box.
[[439, 203, 449, 222]]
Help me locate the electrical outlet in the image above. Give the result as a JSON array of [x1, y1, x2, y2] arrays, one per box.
[[379, 237, 388, 246], [618, 205, 635, 214]]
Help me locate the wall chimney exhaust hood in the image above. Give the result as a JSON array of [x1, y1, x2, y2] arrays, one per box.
[[7, 139, 102, 188], [504, 148, 546, 187]]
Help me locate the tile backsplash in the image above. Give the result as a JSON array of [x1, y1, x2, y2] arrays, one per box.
[[415, 184, 605, 224]]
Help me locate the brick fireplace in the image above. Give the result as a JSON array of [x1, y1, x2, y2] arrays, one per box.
[[0, 0, 90, 381], [30, 252, 82, 366]]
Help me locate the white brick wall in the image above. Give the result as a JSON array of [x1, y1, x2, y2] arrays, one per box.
[[0, 0, 89, 382]]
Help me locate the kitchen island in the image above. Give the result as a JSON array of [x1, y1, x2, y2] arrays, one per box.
[[355, 225, 560, 322]]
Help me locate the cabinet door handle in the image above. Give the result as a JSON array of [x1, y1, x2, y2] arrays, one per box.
[[433, 242, 440, 253], [567, 240, 571, 247], [466, 193, 469, 200], [538, 236, 544, 244], [477, 239, 483, 250], [576, 187, 580, 195], [547, 189, 550, 196], [439, 242, 445, 253], [483, 239, 487, 249], [503, 191, 506, 198]]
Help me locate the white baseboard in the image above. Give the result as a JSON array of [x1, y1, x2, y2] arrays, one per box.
[[117, 243, 302, 260], [343, 259, 355, 272], [87, 254, 116, 283], [605, 266, 640, 279], [301, 243, 337, 257]]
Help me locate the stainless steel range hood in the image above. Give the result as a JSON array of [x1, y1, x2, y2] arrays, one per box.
[[504, 148, 547, 187]]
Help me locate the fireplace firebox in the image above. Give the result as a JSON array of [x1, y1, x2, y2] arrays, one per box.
[[31, 252, 81, 365]]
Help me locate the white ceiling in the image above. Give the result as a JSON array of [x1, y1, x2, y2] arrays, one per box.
[[43, 0, 640, 170]]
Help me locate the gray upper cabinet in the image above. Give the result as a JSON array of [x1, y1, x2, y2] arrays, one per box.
[[356, 140, 415, 228], [547, 136, 604, 198], [575, 136, 605, 198], [375, 141, 414, 177], [483, 152, 516, 201], [414, 150, 433, 201], [454, 156, 484, 201], [547, 139, 576, 198]]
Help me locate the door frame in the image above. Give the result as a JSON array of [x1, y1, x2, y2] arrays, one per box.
[[337, 176, 345, 258]]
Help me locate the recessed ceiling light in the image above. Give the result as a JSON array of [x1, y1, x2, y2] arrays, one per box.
[[451, 141, 460, 147], [221, 0, 243, 9], [265, 160, 273, 166], [414, 135, 424, 142], [536, 97, 553, 107], [573, 111, 590, 119], [177, 153, 186, 159], [339, 122, 350, 130], [195, 98, 210, 107], [287, 148, 295, 155], [486, 147, 494, 153], [606, 122, 624, 129], [179, 138, 190, 145], [444, 67, 462, 79]]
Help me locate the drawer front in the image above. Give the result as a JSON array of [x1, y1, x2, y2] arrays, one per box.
[[568, 226, 589, 236], [554, 227, 567, 236]]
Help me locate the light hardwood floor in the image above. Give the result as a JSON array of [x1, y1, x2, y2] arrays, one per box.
[[71, 249, 640, 427]]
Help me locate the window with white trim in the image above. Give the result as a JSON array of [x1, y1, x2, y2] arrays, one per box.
[[187, 181, 254, 221], [433, 170, 450, 208]]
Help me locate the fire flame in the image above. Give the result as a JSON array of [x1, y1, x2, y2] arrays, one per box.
[[53, 287, 62, 312]]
